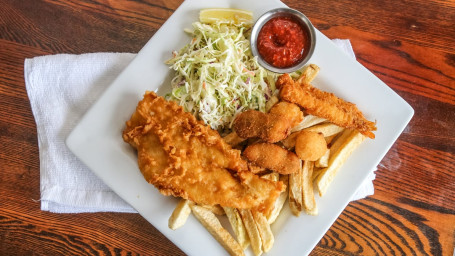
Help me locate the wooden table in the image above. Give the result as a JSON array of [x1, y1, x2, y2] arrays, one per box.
[[1, 0, 454, 255]]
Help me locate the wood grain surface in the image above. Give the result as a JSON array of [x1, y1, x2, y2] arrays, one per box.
[[1, 0, 454, 255]]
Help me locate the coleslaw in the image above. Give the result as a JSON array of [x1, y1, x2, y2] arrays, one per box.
[[165, 21, 278, 130]]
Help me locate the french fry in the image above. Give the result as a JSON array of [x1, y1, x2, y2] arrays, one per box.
[[265, 95, 279, 112], [267, 189, 288, 223], [325, 133, 338, 145], [315, 148, 330, 168], [303, 123, 344, 137], [261, 172, 279, 182], [267, 175, 288, 224], [289, 198, 301, 217], [190, 205, 245, 256], [301, 161, 317, 215], [223, 131, 246, 147], [223, 207, 250, 250], [328, 129, 353, 155], [288, 160, 303, 216], [312, 167, 323, 182], [316, 130, 366, 196], [297, 64, 320, 85], [239, 209, 263, 256], [251, 211, 274, 252], [290, 114, 326, 133], [168, 199, 194, 230], [200, 204, 225, 215]]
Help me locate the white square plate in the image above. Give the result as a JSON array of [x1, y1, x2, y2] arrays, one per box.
[[66, 0, 414, 255]]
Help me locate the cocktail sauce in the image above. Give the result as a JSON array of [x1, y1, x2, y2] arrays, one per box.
[[257, 16, 309, 68]]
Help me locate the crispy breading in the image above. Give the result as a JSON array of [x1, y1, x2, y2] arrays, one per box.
[[233, 102, 303, 143], [123, 92, 284, 213], [277, 74, 376, 138], [295, 131, 328, 161], [243, 143, 300, 175]]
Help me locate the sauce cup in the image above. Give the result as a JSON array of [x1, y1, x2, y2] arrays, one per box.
[[250, 8, 316, 73]]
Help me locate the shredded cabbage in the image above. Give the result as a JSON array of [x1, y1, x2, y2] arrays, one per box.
[[165, 21, 278, 130]]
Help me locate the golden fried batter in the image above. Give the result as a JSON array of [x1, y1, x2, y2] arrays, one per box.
[[295, 131, 328, 161], [232, 102, 303, 143], [123, 92, 284, 213], [243, 143, 300, 175], [277, 74, 376, 139]]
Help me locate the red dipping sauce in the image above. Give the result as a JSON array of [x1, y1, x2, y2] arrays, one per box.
[[257, 16, 309, 68]]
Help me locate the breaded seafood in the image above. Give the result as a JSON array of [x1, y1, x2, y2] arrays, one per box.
[[243, 142, 300, 175], [123, 92, 284, 213], [295, 131, 327, 161], [277, 74, 376, 138], [233, 102, 303, 143]]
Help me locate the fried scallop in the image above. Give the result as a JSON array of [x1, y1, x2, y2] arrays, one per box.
[[295, 131, 327, 161]]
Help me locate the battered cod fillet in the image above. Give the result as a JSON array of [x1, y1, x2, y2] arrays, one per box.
[[123, 92, 284, 213], [277, 74, 377, 138]]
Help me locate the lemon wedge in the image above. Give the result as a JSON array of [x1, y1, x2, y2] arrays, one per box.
[[199, 8, 253, 25]]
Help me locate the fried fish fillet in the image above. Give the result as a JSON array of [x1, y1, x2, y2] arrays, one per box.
[[277, 74, 377, 138], [123, 92, 284, 213]]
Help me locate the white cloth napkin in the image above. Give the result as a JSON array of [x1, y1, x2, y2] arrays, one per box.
[[24, 40, 374, 214], [25, 53, 138, 213]]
